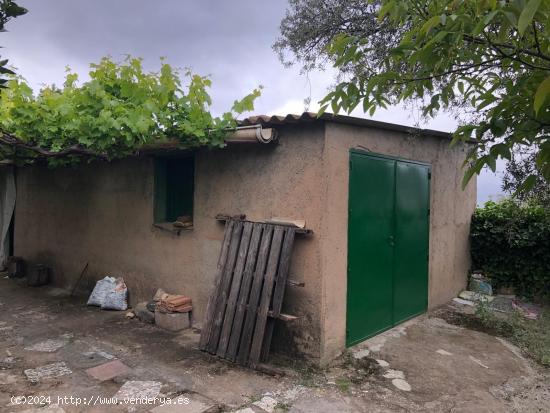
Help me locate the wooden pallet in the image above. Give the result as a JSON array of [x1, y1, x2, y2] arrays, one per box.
[[199, 218, 297, 368]]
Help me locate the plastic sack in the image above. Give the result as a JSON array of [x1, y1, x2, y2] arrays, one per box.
[[87, 276, 128, 310], [87, 276, 116, 307], [101, 277, 128, 311]]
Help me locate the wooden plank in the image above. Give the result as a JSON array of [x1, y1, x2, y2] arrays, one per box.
[[236, 225, 274, 365], [216, 222, 254, 358], [215, 214, 313, 235], [267, 312, 299, 322], [199, 220, 234, 350], [226, 223, 264, 361], [261, 227, 296, 361], [206, 221, 244, 353], [248, 226, 285, 367]]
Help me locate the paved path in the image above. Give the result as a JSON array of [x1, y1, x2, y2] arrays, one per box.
[[0, 277, 547, 412]]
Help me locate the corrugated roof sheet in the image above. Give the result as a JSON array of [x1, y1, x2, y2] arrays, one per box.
[[240, 112, 452, 140]]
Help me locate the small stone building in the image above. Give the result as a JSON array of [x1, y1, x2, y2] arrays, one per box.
[[12, 113, 476, 364]]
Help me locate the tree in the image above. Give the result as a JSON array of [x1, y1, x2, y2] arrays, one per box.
[[0, 0, 27, 88], [274, 0, 402, 79], [315, 0, 550, 192], [0, 57, 261, 164], [503, 148, 550, 207]]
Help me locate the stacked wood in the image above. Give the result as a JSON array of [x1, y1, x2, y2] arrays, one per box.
[[199, 218, 299, 368]]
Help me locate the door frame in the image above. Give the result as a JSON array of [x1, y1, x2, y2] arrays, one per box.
[[346, 149, 431, 347]]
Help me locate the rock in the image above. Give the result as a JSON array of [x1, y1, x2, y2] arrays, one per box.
[[146, 300, 157, 312], [126, 311, 135, 319], [253, 396, 278, 412], [135, 301, 155, 324], [383, 369, 405, 379], [458, 290, 494, 303], [155, 311, 190, 331], [376, 359, 390, 367], [392, 378, 412, 391], [452, 297, 475, 307], [352, 349, 370, 359], [489, 295, 515, 313]]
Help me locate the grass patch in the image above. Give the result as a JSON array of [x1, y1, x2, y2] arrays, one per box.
[[275, 402, 292, 411], [475, 302, 550, 367], [335, 377, 352, 392]]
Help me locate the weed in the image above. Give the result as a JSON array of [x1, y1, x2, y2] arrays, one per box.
[[475, 301, 550, 367], [275, 401, 292, 411], [335, 377, 352, 392]]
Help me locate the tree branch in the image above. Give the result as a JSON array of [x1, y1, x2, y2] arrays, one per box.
[[0, 131, 109, 160]]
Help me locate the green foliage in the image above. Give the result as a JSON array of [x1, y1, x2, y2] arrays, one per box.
[[470, 200, 550, 300], [503, 147, 550, 207], [0, 1, 27, 88], [320, 0, 550, 192], [0, 56, 261, 164], [476, 301, 550, 366]]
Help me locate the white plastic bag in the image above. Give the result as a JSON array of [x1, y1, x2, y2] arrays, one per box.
[[87, 276, 128, 310], [101, 278, 128, 311], [87, 276, 116, 307]]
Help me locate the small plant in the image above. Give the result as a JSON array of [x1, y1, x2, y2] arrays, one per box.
[[335, 377, 352, 393], [275, 402, 292, 411], [475, 302, 550, 367]]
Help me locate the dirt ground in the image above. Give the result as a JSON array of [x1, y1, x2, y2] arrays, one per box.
[[0, 277, 548, 413]]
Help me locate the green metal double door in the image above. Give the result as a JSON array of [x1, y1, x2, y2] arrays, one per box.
[[346, 150, 430, 346]]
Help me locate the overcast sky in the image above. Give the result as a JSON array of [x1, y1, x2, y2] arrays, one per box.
[[3, 0, 504, 203]]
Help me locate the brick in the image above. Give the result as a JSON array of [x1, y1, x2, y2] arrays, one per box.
[[85, 360, 131, 381]]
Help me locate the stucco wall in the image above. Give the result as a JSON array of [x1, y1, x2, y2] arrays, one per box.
[[319, 122, 477, 363], [14, 123, 326, 360], [13, 120, 476, 364]]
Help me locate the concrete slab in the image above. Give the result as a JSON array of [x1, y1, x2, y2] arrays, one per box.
[[0, 277, 548, 413], [150, 396, 213, 413], [86, 360, 131, 381], [115, 380, 162, 400], [24, 362, 72, 383], [25, 338, 68, 353]]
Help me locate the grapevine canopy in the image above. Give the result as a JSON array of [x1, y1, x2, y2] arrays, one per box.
[[0, 56, 262, 165]]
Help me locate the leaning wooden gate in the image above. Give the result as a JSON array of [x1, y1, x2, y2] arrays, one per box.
[[199, 218, 297, 368]]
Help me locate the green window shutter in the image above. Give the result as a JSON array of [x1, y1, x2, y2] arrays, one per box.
[[154, 156, 195, 223]]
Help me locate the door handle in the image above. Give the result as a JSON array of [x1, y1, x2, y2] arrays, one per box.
[[388, 235, 395, 247]]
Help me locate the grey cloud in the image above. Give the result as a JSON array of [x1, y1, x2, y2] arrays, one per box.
[[1, 0, 503, 201]]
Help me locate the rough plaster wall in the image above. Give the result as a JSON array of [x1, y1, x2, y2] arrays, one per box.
[[14, 123, 326, 360], [320, 122, 477, 363]]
